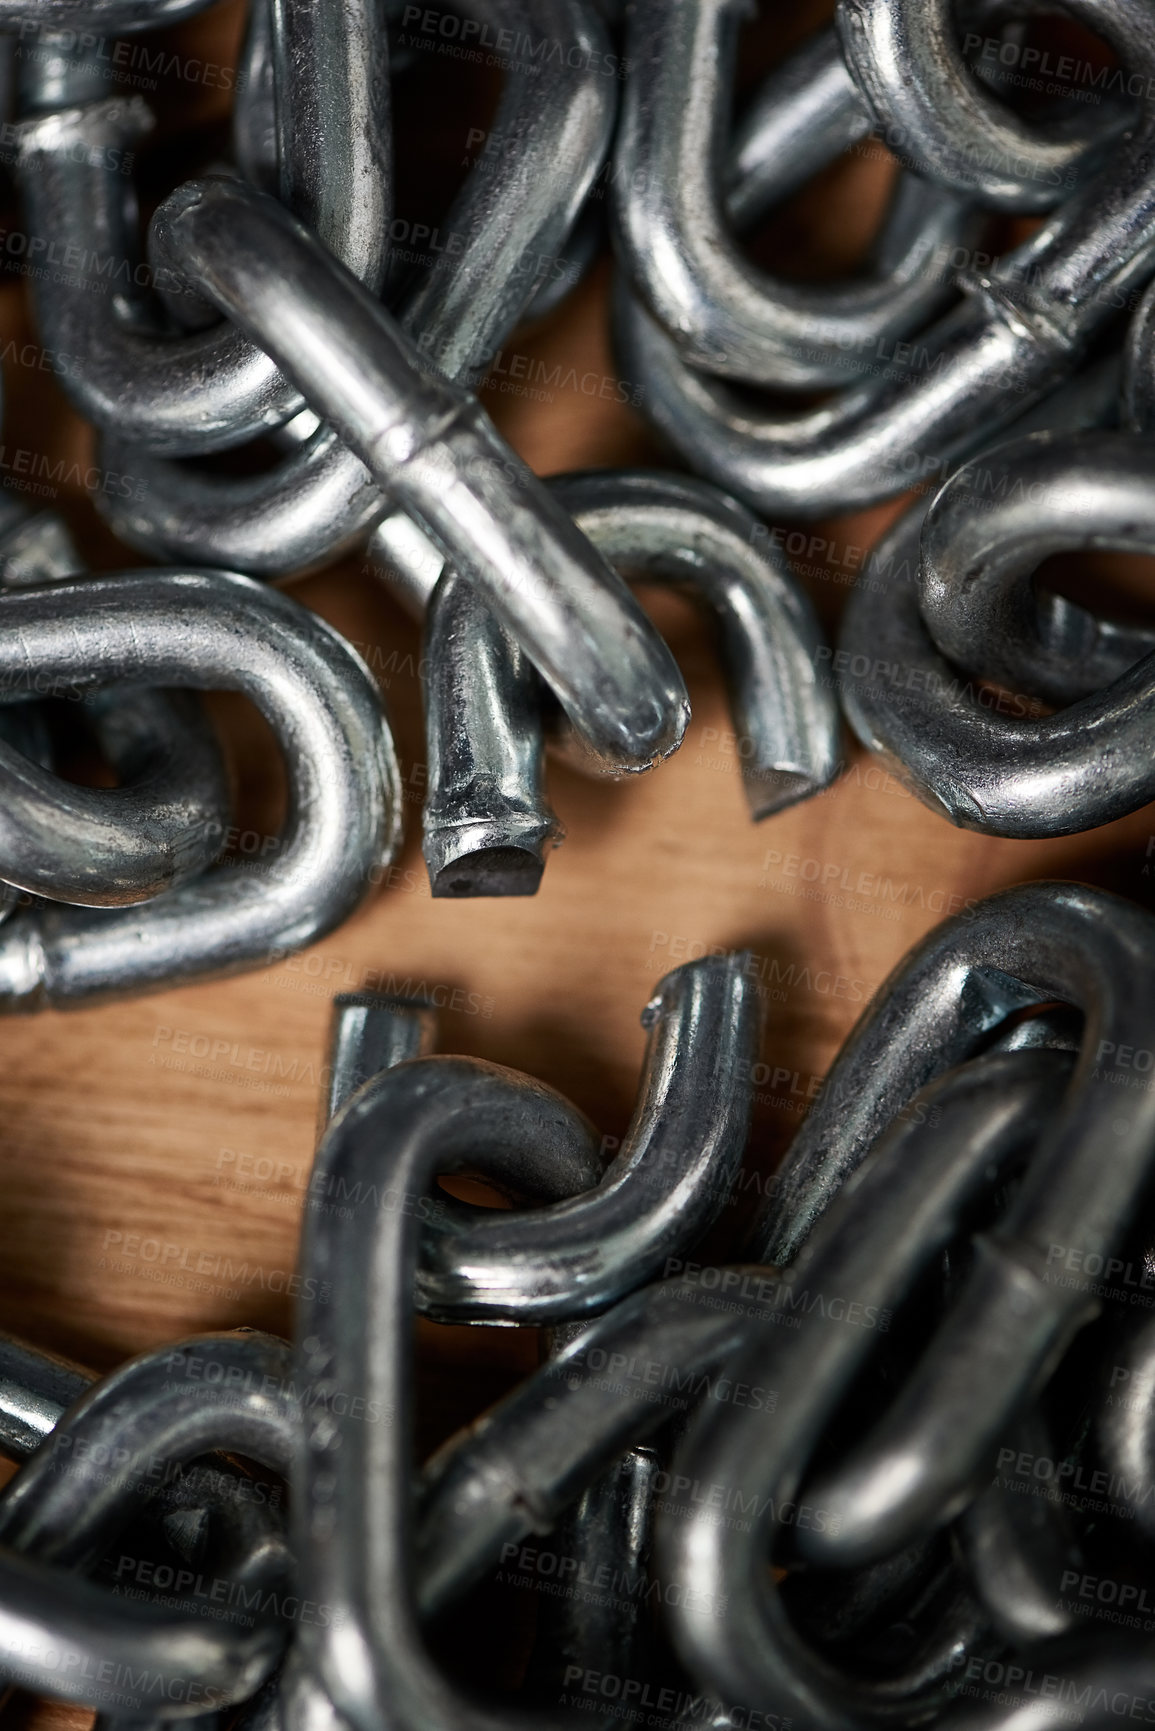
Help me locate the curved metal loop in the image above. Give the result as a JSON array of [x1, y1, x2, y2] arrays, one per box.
[[288, 980, 1123, 1725], [748, 882, 1155, 1573], [840, 479, 1155, 836], [12, 100, 304, 457], [614, 0, 976, 390], [420, 468, 839, 895], [916, 429, 1155, 708], [0, 1332, 296, 1716], [551, 470, 842, 815], [88, 6, 928, 575], [414, 1263, 780, 1618], [288, 968, 758, 1731], [304, 0, 617, 601], [612, 276, 1038, 520], [150, 175, 687, 776], [395, 0, 614, 385], [98, 0, 615, 583], [0, 990, 601, 1723], [657, 1050, 1070, 1730], [82, 2, 937, 583], [0, 685, 230, 908], [103, 424, 382, 581], [417, 1060, 1054, 1718], [753, 880, 1155, 1266], [292, 957, 757, 1731], [836, 0, 1127, 211], [612, 21, 1155, 523], [835, 359, 1155, 838], [0, 498, 232, 909], [11, 0, 391, 458], [294, 1057, 627, 1731], [780, 1536, 979, 1690], [0, 570, 400, 1009], [0, 1332, 296, 1565], [0, 1550, 281, 1716], [414, 954, 761, 1323], [321, 985, 608, 1208]]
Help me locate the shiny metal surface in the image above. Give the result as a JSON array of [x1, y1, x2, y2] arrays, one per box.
[[13, 99, 305, 457], [614, 1, 1155, 521], [394, 0, 613, 384], [99, 0, 616, 582], [836, 360, 1155, 836], [0, 501, 231, 909], [553, 470, 841, 816], [415, 1265, 778, 1618], [748, 882, 1155, 1584], [0, 1332, 296, 1562], [0, 684, 229, 909], [660, 1051, 1068, 1729], [520, 1447, 661, 1702], [422, 570, 562, 897], [0, 1335, 91, 1461], [841, 505, 1155, 836], [0, 570, 400, 1008], [917, 429, 1155, 706], [724, 25, 872, 226], [614, 0, 975, 389], [322, 991, 438, 1127], [755, 880, 1155, 1265], [957, 1408, 1082, 1644], [835, 0, 1122, 210], [94, 2, 935, 580], [9, 5, 1155, 1723], [154, 176, 687, 776], [0, 1331, 294, 1714], [294, 965, 757, 1727], [295, 1059, 620, 1731], [415, 954, 761, 1322], [269, 0, 392, 297], [421, 469, 839, 895], [12, 0, 391, 458]]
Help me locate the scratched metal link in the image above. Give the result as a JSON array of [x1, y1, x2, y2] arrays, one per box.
[[838, 296, 1155, 836], [614, 0, 1155, 518], [2, 3, 1155, 1730], [422, 469, 841, 895], [0, 886, 1142, 1724], [0, 885, 1149, 1726]]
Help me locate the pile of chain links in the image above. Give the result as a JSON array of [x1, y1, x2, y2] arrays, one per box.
[[2, 0, 1155, 1726]]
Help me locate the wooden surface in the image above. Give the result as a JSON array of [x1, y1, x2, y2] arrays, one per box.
[[0, 3, 1152, 1723]]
